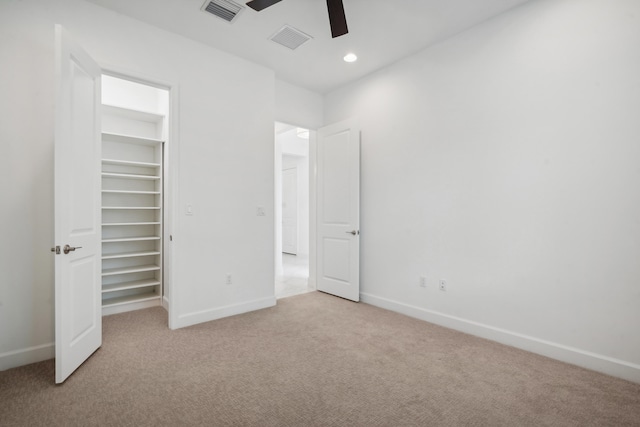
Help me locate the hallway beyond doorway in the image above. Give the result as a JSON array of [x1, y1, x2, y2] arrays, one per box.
[[275, 254, 313, 299]]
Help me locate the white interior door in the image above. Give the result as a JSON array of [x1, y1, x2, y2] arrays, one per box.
[[282, 167, 298, 255], [54, 25, 102, 384], [316, 119, 360, 302]]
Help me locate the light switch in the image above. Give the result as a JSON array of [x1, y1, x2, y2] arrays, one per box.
[[186, 204, 193, 216]]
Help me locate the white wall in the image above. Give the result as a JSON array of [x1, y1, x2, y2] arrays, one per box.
[[101, 75, 166, 115], [0, 0, 277, 369], [324, 0, 640, 382], [275, 80, 323, 130], [0, 2, 56, 366]]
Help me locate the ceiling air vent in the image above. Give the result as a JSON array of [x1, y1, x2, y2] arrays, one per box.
[[269, 25, 313, 50], [201, 0, 244, 23]]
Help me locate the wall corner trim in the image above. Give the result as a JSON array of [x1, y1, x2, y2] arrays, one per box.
[[0, 343, 55, 371], [360, 292, 640, 384], [174, 296, 277, 329]]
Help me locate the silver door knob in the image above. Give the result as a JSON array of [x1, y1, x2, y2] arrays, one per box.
[[63, 244, 82, 254], [346, 230, 358, 235]]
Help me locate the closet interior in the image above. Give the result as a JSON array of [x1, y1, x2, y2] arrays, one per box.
[[100, 75, 169, 316]]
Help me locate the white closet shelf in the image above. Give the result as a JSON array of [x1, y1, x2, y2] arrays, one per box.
[[102, 103, 165, 122], [101, 172, 160, 180], [102, 264, 160, 276], [102, 206, 161, 210], [102, 236, 161, 243], [102, 293, 161, 308], [102, 190, 161, 195], [102, 250, 161, 260], [102, 131, 163, 146], [102, 279, 161, 294], [102, 222, 161, 226], [102, 158, 161, 168], [101, 99, 166, 315]]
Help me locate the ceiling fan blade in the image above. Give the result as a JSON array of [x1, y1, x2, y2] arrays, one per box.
[[326, 0, 348, 38], [246, 0, 282, 12]]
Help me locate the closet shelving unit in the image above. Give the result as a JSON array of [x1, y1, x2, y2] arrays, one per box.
[[101, 104, 165, 316]]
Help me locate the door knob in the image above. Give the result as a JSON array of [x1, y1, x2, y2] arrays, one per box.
[[63, 244, 82, 254], [346, 230, 359, 235]]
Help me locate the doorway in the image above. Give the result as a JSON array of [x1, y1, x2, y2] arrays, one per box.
[[100, 74, 171, 315], [275, 123, 313, 299]]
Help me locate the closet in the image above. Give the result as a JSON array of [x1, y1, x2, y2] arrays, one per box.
[[100, 75, 169, 316]]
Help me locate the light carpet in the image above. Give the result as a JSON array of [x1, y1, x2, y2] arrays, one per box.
[[1, 291, 639, 426]]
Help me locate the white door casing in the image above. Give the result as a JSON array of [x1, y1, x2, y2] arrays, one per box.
[[316, 119, 360, 302], [282, 167, 298, 255], [54, 25, 102, 384]]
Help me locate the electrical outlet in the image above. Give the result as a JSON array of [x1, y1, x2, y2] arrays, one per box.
[[419, 276, 427, 288], [225, 274, 232, 285], [439, 279, 447, 291]]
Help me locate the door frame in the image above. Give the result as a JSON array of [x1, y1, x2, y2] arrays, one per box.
[[308, 129, 318, 290], [100, 64, 180, 330], [281, 166, 299, 255]]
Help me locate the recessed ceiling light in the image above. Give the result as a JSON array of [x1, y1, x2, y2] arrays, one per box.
[[343, 53, 357, 63], [296, 128, 309, 139]]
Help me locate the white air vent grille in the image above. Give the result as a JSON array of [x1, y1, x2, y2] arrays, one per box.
[[270, 25, 313, 50], [201, 0, 244, 23]]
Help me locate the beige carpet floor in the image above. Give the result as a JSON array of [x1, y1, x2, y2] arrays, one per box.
[[1, 291, 639, 426]]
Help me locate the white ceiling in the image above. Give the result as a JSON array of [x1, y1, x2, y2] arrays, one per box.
[[86, 0, 531, 94]]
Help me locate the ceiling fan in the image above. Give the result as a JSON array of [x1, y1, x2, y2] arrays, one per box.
[[245, 0, 349, 38]]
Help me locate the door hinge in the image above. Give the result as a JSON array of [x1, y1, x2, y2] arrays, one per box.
[[170, 235, 173, 241], [51, 246, 61, 254]]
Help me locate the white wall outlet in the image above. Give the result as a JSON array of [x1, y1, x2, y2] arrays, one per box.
[[256, 206, 266, 216], [225, 274, 232, 285], [439, 279, 447, 291], [419, 276, 427, 288]]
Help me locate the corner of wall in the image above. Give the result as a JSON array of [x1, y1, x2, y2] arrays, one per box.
[[274, 79, 324, 130]]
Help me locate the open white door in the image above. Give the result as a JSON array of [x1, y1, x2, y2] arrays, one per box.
[[316, 119, 360, 302], [54, 25, 102, 384]]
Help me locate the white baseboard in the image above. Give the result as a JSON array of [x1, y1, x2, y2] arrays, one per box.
[[175, 296, 276, 329], [361, 292, 640, 384], [0, 343, 54, 372]]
